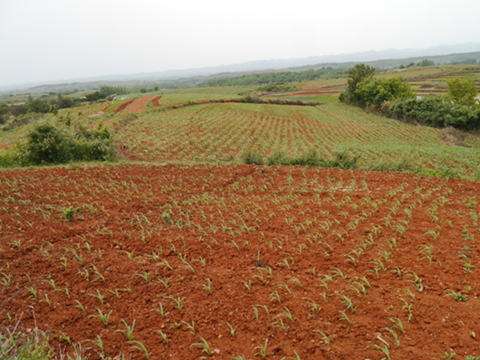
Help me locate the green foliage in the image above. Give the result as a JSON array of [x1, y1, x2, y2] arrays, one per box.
[[237, 96, 319, 106], [244, 150, 358, 169], [63, 207, 75, 222], [388, 97, 480, 130], [0, 103, 8, 124], [355, 78, 414, 107], [242, 152, 264, 165], [204, 68, 343, 87], [0, 327, 52, 360], [257, 83, 297, 93], [26, 96, 52, 114], [16, 124, 115, 166], [417, 59, 435, 67], [339, 64, 376, 104], [85, 86, 127, 102], [447, 78, 478, 106]]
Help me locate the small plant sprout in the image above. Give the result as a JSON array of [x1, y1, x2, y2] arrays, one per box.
[[339, 310, 351, 325], [129, 340, 150, 359], [315, 330, 333, 345], [74, 300, 86, 312], [137, 271, 151, 283], [340, 295, 355, 312], [169, 295, 185, 310], [410, 272, 424, 292], [94, 308, 112, 327], [0, 272, 12, 288], [157, 329, 169, 343], [255, 339, 269, 358], [94, 335, 105, 354], [446, 289, 468, 302], [226, 322, 236, 337], [27, 286, 38, 300], [182, 320, 196, 334], [419, 244, 434, 263], [63, 207, 75, 222], [202, 278, 213, 294], [156, 303, 168, 317], [118, 319, 136, 341], [191, 337, 214, 356]]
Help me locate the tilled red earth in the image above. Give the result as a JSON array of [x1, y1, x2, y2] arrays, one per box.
[[115, 95, 160, 114], [1, 164, 480, 359]]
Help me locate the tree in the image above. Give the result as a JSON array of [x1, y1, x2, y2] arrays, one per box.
[[340, 64, 376, 104], [355, 78, 414, 107], [447, 78, 478, 106], [417, 59, 435, 67], [0, 103, 8, 124]]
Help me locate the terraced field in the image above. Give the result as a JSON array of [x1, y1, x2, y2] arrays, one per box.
[[112, 97, 480, 178]]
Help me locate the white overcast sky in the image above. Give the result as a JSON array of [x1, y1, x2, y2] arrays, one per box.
[[1, 0, 479, 86]]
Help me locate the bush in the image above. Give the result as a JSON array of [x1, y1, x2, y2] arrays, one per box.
[[85, 86, 127, 102], [18, 124, 115, 165], [447, 78, 478, 106], [20, 125, 71, 164], [355, 78, 414, 108], [254, 150, 358, 169], [242, 151, 264, 165], [388, 97, 480, 130], [340, 64, 376, 104]]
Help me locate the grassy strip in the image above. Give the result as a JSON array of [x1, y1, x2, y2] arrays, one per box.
[[242, 150, 471, 180]]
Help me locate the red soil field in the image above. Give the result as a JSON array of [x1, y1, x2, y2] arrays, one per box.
[[1, 165, 480, 359], [115, 96, 160, 114]]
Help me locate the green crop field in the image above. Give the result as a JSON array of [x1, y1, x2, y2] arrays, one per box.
[[1, 65, 480, 179]]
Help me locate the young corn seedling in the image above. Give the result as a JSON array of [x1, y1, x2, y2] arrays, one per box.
[[169, 295, 185, 310], [157, 330, 169, 343], [191, 337, 214, 356], [118, 319, 136, 341], [202, 278, 213, 294], [338, 311, 351, 325], [27, 287, 38, 300], [446, 289, 468, 302], [0, 272, 12, 288], [226, 322, 236, 337], [254, 339, 269, 359], [156, 303, 168, 317], [182, 320, 196, 334], [129, 340, 150, 359], [419, 244, 434, 263], [94, 308, 112, 327], [74, 300, 86, 313], [137, 271, 151, 283], [340, 295, 355, 313], [315, 330, 333, 345], [410, 272, 424, 292]]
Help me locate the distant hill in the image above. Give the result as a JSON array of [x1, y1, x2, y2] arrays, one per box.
[[3, 43, 480, 95]]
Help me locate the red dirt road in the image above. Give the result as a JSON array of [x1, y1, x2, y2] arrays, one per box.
[[115, 95, 161, 114], [1, 165, 480, 359]]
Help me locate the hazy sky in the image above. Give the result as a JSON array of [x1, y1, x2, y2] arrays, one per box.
[[1, 0, 479, 86]]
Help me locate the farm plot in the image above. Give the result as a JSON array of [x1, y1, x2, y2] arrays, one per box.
[[1, 164, 480, 359], [115, 100, 480, 179]]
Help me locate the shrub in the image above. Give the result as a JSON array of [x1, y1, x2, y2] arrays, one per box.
[[355, 78, 414, 108], [340, 64, 376, 104], [85, 86, 127, 102], [17, 124, 115, 166], [388, 97, 480, 130], [447, 78, 478, 106], [242, 151, 264, 165], [20, 124, 71, 164], [264, 150, 358, 169]]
